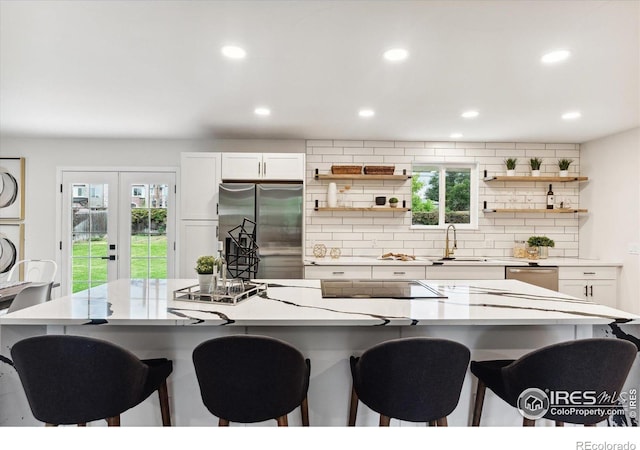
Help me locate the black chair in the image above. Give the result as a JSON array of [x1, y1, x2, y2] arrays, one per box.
[[11, 334, 173, 426], [192, 335, 310, 426], [348, 337, 470, 426], [471, 338, 637, 426]]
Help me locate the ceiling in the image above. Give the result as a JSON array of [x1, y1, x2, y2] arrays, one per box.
[[1, 0, 638, 143]]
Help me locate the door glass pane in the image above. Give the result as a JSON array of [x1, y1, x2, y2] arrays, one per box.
[[71, 183, 109, 293], [130, 183, 168, 279]]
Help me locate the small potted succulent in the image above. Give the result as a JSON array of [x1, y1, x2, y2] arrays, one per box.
[[558, 158, 573, 177], [529, 157, 543, 176], [389, 197, 399, 208], [195, 255, 217, 293], [504, 158, 517, 176], [527, 236, 555, 259]]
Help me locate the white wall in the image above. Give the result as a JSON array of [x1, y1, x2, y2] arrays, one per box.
[[580, 127, 640, 314], [0, 136, 304, 273], [306, 140, 581, 259]]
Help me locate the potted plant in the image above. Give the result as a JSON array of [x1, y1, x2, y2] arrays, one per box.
[[389, 197, 399, 208], [504, 158, 517, 176], [529, 157, 543, 176], [527, 236, 555, 259], [558, 158, 573, 177], [195, 255, 217, 293]]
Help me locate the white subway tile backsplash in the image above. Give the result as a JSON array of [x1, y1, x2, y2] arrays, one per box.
[[306, 139, 581, 258]]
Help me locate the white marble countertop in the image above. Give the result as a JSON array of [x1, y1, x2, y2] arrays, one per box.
[[0, 278, 636, 327], [304, 256, 623, 267]]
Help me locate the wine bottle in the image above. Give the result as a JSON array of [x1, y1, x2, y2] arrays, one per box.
[[546, 184, 554, 209]]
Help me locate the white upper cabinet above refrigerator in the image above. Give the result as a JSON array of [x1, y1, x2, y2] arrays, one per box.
[[180, 152, 221, 220], [222, 152, 305, 181]]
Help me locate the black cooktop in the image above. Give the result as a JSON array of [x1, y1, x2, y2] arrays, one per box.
[[320, 280, 447, 299]]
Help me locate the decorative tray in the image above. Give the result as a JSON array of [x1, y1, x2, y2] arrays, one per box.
[[173, 281, 267, 305]]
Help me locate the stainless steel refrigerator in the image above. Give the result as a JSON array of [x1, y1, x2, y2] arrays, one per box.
[[218, 183, 303, 279]]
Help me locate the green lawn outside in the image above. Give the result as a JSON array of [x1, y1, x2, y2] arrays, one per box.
[[72, 235, 167, 293]]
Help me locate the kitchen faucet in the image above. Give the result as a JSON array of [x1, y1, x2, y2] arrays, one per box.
[[444, 224, 457, 259]]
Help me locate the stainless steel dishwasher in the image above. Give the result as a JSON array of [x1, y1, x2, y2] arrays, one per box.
[[505, 266, 559, 291]]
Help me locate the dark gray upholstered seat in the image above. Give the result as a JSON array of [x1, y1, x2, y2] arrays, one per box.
[[470, 338, 637, 426], [348, 337, 471, 426], [192, 334, 310, 426], [11, 334, 173, 426]]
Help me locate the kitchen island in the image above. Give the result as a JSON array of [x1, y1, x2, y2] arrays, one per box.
[[0, 278, 638, 427]]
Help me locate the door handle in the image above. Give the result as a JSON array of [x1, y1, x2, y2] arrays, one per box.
[[101, 255, 116, 261]]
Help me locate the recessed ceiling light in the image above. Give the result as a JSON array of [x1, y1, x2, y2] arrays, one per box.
[[254, 107, 271, 116], [562, 111, 581, 120], [383, 48, 409, 62], [221, 45, 246, 59], [358, 109, 375, 118], [541, 49, 570, 64], [461, 110, 479, 119], [450, 133, 463, 139]]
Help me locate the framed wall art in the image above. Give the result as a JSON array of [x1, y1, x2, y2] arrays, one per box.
[[0, 157, 25, 221], [0, 223, 24, 279]]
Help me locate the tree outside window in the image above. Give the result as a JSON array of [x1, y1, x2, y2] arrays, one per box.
[[412, 163, 477, 228]]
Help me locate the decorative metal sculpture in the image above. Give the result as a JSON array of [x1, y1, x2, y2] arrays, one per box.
[[225, 218, 260, 280]]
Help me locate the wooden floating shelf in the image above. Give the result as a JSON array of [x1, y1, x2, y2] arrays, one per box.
[[315, 207, 411, 212], [483, 176, 588, 182], [315, 174, 411, 180], [483, 208, 588, 214]]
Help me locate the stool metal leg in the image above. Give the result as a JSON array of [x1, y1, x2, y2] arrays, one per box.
[[436, 417, 448, 427], [276, 415, 288, 426], [472, 379, 486, 426], [300, 396, 310, 426], [348, 386, 358, 426], [158, 380, 171, 426]]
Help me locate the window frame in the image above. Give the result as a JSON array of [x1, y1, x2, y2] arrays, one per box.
[[410, 161, 479, 230]]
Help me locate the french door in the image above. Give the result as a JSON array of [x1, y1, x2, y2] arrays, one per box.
[[60, 170, 176, 295]]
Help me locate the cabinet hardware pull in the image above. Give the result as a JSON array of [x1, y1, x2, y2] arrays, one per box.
[[258, 162, 261, 175], [393, 271, 406, 275], [584, 285, 588, 297], [590, 285, 593, 297], [264, 162, 266, 176], [583, 272, 596, 275], [332, 271, 344, 275]]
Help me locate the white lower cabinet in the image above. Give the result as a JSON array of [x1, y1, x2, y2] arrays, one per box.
[[558, 266, 618, 307], [304, 265, 372, 279], [426, 265, 505, 280], [372, 266, 426, 279], [179, 220, 218, 278]]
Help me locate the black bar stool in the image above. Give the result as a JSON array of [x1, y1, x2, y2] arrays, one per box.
[[192, 334, 310, 426], [348, 337, 470, 426], [11, 334, 173, 426], [470, 338, 637, 426]]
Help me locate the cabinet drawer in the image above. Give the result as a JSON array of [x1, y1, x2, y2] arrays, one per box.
[[426, 265, 505, 280], [558, 266, 617, 280], [304, 265, 372, 280], [372, 266, 426, 279]]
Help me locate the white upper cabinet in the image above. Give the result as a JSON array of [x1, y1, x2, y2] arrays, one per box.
[[222, 152, 305, 181], [180, 152, 221, 220]]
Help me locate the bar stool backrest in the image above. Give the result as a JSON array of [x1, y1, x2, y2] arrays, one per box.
[[192, 334, 309, 423], [11, 335, 149, 425], [352, 337, 471, 422], [503, 338, 637, 424], [7, 259, 57, 283], [7, 282, 52, 313]]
